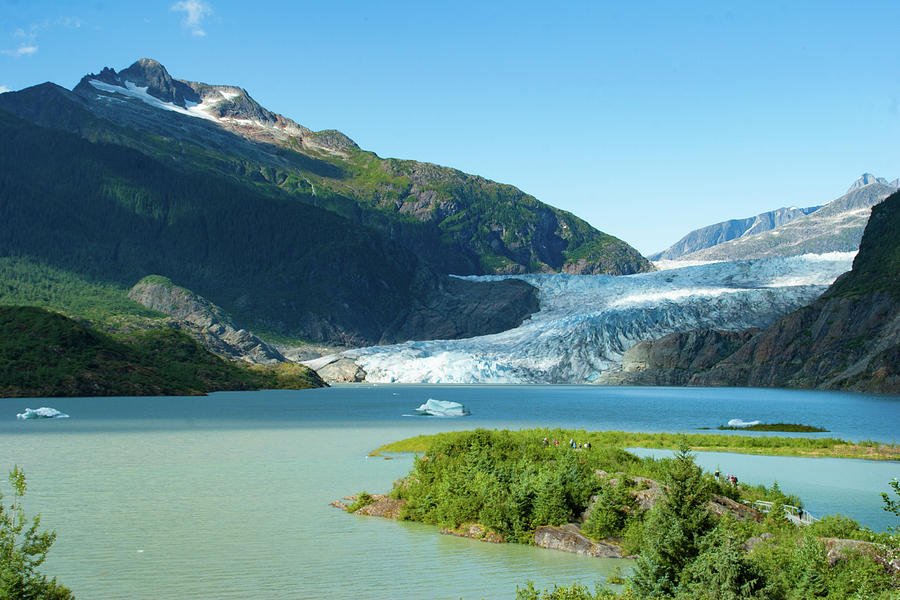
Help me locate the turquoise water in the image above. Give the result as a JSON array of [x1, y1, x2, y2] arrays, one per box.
[[1, 385, 898, 599]]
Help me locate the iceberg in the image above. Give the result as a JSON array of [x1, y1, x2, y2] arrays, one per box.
[[16, 407, 69, 420], [727, 419, 761, 428], [414, 399, 470, 417]]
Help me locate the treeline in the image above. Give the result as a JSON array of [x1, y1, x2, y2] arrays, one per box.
[[0, 306, 325, 397]]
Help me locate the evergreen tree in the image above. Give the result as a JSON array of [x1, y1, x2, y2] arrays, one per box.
[[676, 523, 769, 600], [630, 439, 713, 598], [0, 467, 74, 600]]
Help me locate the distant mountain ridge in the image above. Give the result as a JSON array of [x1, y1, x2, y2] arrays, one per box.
[[648, 205, 821, 261], [651, 174, 897, 262]]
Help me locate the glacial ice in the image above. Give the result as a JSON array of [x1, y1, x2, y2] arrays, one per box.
[[726, 419, 761, 428], [414, 399, 470, 417], [17, 407, 69, 420], [333, 253, 855, 384]]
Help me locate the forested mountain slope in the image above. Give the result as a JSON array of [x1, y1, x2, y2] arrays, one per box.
[[0, 58, 651, 278], [0, 108, 537, 345]]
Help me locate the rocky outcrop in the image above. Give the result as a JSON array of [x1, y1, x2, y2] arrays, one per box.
[[707, 495, 763, 522], [820, 538, 900, 575], [128, 276, 286, 365], [441, 523, 505, 543], [597, 329, 758, 385], [534, 524, 626, 558], [332, 494, 408, 519], [308, 357, 368, 383]]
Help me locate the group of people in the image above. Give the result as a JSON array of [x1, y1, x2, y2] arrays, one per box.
[[542, 437, 591, 450], [714, 469, 739, 487]]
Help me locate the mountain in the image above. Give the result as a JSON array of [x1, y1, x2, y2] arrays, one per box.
[[0, 58, 651, 278], [0, 106, 537, 346], [605, 190, 900, 393], [0, 58, 652, 347], [663, 176, 896, 262], [846, 172, 892, 192], [648, 205, 821, 261]]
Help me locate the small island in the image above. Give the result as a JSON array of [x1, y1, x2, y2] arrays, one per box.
[[337, 428, 900, 600], [717, 422, 828, 432]]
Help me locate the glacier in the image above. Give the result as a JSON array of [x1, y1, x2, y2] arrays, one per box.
[[312, 253, 855, 384]]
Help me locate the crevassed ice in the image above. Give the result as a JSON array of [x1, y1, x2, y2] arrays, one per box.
[[337, 253, 855, 384]]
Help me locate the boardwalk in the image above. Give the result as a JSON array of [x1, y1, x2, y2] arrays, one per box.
[[747, 500, 819, 525]]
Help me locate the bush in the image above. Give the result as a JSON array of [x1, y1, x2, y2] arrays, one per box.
[[346, 491, 376, 513]]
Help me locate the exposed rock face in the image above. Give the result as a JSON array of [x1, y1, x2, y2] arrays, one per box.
[[691, 291, 900, 392], [534, 524, 626, 558], [128, 276, 286, 365], [707, 494, 763, 522], [309, 357, 368, 383], [380, 276, 539, 344], [820, 538, 900, 575], [597, 329, 759, 385], [332, 494, 408, 519], [353, 496, 407, 519]]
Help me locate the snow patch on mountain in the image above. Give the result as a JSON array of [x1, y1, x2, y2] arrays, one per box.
[[317, 253, 855, 384], [88, 79, 217, 122]]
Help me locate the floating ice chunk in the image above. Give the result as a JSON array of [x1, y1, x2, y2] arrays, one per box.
[[727, 419, 760, 428], [16, 407, 69, 420], [414, 398, 470, 417]]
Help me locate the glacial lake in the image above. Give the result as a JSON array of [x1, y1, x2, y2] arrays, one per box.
[[1, 385, 898, 600]]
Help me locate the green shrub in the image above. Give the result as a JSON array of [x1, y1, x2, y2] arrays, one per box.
[[346, 491, 376, 513]]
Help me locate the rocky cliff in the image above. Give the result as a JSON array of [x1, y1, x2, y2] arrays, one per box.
[[609, 190, 900, 393], [127, 276, 286, 365], [597, 329, 759, 386]]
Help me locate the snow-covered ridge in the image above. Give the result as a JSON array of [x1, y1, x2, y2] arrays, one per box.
[[87, 78, 305, 140], [312, 253, 855, 384]]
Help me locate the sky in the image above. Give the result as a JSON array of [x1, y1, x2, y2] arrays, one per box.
[[2, 0, 898, 254]]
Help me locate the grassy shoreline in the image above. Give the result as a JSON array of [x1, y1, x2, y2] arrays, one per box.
[[374, 429, 900, 461]]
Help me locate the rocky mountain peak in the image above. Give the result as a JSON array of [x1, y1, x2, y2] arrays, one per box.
[[117, 58, 200, 107], [74, 57, 200, 108], [847, 173, 891, 193]]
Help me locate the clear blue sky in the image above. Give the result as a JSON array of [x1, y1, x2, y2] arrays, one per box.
[[3, 0, 898, 254]]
